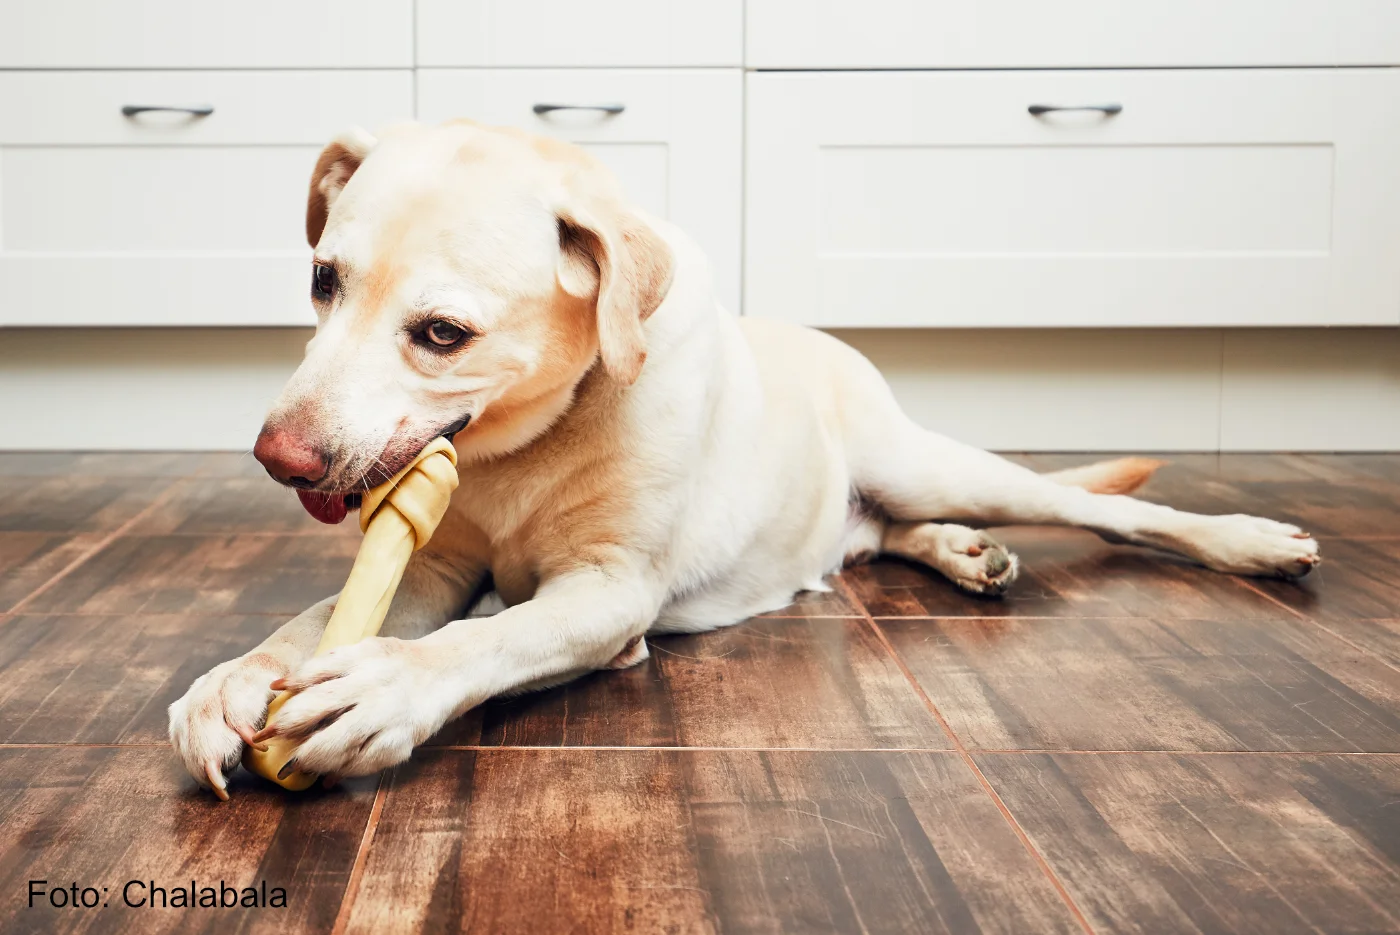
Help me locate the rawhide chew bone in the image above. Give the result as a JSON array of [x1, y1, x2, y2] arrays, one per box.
[[243, 436, 460, 791]]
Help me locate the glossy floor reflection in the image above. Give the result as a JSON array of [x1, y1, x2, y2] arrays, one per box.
[[0, 452, 1396, 934]]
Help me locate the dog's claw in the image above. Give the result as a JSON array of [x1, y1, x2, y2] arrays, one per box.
[[205, 762, 229, 801], [232, 722, 269, 752]]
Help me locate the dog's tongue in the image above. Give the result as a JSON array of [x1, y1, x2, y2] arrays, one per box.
[[297, 490, 348, 525]]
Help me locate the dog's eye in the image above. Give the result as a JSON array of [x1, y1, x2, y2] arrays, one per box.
[[422, 320, 469, 349], [311, 264, 337, 301]]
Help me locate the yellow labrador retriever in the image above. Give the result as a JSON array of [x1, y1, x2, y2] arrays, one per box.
[[169, 121, 1320, 796]]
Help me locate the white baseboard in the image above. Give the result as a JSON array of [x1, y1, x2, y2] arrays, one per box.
[[0, 328, 308, 452], [1, 326, 1396, 451], [832, 327, 1400, 452]]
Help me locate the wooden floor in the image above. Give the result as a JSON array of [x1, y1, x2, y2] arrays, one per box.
[[1, 452, 1398, 935]]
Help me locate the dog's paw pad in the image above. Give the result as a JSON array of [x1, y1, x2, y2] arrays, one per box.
[[951, 534, 1019, 596]]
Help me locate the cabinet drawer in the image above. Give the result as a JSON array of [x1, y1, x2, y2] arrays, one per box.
[[0, 0, 412, 68], [417, 0, 741, 66], [747, 1, 1400, 68], [0, 72, 413, 327], [0, 71, 413, 145], [419, 69, 743, 311], [745, 70, 1400, 328]]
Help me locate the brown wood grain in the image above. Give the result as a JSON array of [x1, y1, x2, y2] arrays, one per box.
[[0, 532, 103, 612], [755, 578, 859, 616], [846, 533, 1293, 620], [1247, 538, 1400, 621], [128, 477, 359, 537], [0, 452, 1397, 935], [437, 616, 947, 749], [0, 475, 168, 534], [0, 451, 213, 479], [1306, 453, 1400, 486], [976, 752, 1400, 935], [880, 615, 1400, 752], [0, 746, 377, 935], [1305, 619, 1400, 672], [0, 614, 284, 743], [20, 534, 356, 615], [345, 750, 1081, 935]]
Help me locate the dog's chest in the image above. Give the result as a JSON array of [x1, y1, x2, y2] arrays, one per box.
[[446, 454, 616, 598]]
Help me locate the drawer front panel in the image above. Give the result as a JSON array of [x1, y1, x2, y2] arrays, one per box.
[[0, 0, 413, 68], [4, 147, 315, 252], [745, 70, 1400, 327], [0, 72, 413, 326], [417, 0, 742, 66], [0, 71, 413, 145], [419, 69, 743, 312], [821, 145, 1333, 255], [747, 0, 1400, 68]]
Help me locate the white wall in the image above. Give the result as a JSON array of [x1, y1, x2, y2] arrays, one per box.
[[0, 326, 1396, 451]]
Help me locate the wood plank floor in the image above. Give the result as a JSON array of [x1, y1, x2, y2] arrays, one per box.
[[0, 452, 1396, 934]]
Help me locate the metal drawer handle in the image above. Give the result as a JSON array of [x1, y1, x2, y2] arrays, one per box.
[[1028, 103, 1122, 117], [121, 104, 214, 117], [532, 102, 625, 116]]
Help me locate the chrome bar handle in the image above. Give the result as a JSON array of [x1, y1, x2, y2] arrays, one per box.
[[1028, 103, 1122, 117], [532, 102, 625, 116], [122, 105, 215, 117]]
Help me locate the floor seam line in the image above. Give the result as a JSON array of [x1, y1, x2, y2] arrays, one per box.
[[329, 770, 389, 935], [1237, 579, 1400, 677], [870, 615, 1158, 621], [3, 743, 1399, 756], [968, 749, 1400, 756], [0, 742, 171, 748], [835, 576, 1099, 935], [429, 745, 959, 753]]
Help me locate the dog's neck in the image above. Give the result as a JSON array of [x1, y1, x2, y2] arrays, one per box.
[[450, 368, 591, 466]]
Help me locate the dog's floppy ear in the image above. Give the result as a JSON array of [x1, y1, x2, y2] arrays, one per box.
[[305, 126, 377, 247], [555, 198, 674, 386]]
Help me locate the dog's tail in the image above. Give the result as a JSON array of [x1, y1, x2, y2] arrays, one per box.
[[1042, 457, 1167, 495]]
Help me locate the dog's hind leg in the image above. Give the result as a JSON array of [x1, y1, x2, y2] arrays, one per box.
[[840, 377, 1318, 578]]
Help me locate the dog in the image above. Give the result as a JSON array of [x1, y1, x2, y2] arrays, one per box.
[[168, 120, 1321, 797]]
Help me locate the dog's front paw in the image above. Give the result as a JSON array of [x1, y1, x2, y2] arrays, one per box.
[[168, 651, 289, 800], [1195, 514, 1320, 579], [252, 637, 449, 780]]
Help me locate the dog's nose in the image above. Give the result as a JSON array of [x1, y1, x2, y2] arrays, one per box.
[[253, 427, 330, 488]]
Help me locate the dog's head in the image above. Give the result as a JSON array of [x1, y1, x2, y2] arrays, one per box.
[[253, 121, 674, 523]]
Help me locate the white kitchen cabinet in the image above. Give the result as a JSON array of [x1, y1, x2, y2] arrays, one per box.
[[416, 0, 742, 67], [418, 68, 743, 312], [747, 0, 1400, 69], [0, 0, 413, 68], [0, 70, 414, 326], [1, 5, 1397, 335], [745, 69, 1400, 328]]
